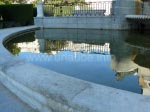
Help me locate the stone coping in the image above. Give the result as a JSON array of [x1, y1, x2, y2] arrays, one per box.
[[126, 15, 150, 20], [0, 26, 150, 112]]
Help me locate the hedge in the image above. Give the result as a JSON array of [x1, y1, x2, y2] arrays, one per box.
[[0, 4, 34, 26], [33, 7, 37, 17]]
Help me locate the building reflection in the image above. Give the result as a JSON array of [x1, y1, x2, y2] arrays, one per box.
[[15, 29, 112, 55], [4, 32, 35, 55], [40, 39, 110, 55], [111, 33, 150, 95], [17, 39, 110, 55], [32, 29, 113, 55], [134, 50, 150, 95], [17, 39, 40, 53], [4, 29, 150, 95]]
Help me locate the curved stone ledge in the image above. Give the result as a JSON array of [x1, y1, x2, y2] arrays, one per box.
[[0, 26, 150, 112], [126, 15, 150, 20]]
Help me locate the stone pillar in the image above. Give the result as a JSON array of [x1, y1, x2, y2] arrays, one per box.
[[37, 2, 44, 17], [143, 1, 150, 15], [142, 1, 150, 29], [34, 2, 44, 27], [113, 0, 143, 29], [114, 0, 142, 15], [111, 1, 117, 15], [39, 39, 46, 52]]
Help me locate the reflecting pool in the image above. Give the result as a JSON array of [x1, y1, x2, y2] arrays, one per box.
[[4, 29, 150, 95]]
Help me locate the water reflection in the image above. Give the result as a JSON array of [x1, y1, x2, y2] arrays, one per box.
[[4, 29, 150, 95], [110, 42, 150, 95], [125, 33, 150, 95], [5, 42, 21, 55], [5, 32, 36, 54]]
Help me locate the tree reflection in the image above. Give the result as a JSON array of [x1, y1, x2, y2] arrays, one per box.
[[111, 32, 150, 95], [4, 32, 35, 55], [44, 40, 68, 53], [5, 42, 21, 55]]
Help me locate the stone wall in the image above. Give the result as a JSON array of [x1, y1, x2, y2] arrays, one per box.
[[143, 1, 150, 15], [34, 16, 120, 29], [34, 0, 141, 30]]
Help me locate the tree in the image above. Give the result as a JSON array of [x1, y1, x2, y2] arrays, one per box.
[[0, 1, 5, 4], [0, 0, 29, 4], [12, 0, 28, 4], [0, 0, 12, 4]]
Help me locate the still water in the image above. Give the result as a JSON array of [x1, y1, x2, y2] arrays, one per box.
[[4, 29, 150, 95]]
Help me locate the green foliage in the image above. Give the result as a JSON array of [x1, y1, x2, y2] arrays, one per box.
[[30, 0, 38, 6], [53, 5, 74, 16], [0, 1, 5, 4], [0, 0, 29, 4], [5, 43, 21, 55], [44, 5, 54, 16], [12, 0, 27, 4], [4, 32, 35, 55], [0, 0, 12, 4], [45, 40, 68, 53], [0, 4, 33, 25], [45, 0, 85, 4], [44, 1, 88, 16], [33, 7, 37, 17]]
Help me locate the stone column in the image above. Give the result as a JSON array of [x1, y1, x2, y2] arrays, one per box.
[[37, 2, 44, 17], [114, 0, 142, 16], [143, 1, 150, 15], [34, 2, 44, 27], [39, 39, 46, 53], [113, 0, 143, 29]]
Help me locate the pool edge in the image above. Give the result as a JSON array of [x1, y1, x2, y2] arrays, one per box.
[[0, 26, 150, 112]]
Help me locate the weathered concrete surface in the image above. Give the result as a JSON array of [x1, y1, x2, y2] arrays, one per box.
[[0, 83, 36, 112], [34, 17, 116, 30], [0, 26, 150, 112]]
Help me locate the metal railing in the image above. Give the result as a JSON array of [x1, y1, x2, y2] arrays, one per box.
[[43, 1, 115, 17], [45, 40, 110, 55]]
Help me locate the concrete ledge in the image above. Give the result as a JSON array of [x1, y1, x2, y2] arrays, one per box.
[[0, 26, 150, 112], [126, 15, 150, 20], [34, 16, 130, 30]]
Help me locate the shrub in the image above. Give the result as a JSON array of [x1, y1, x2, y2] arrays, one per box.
[[0, 4, 34, 26], [33, 7, 37, 17]]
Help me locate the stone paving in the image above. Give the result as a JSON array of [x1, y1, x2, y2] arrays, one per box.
[[0, 83, 36, 112]]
